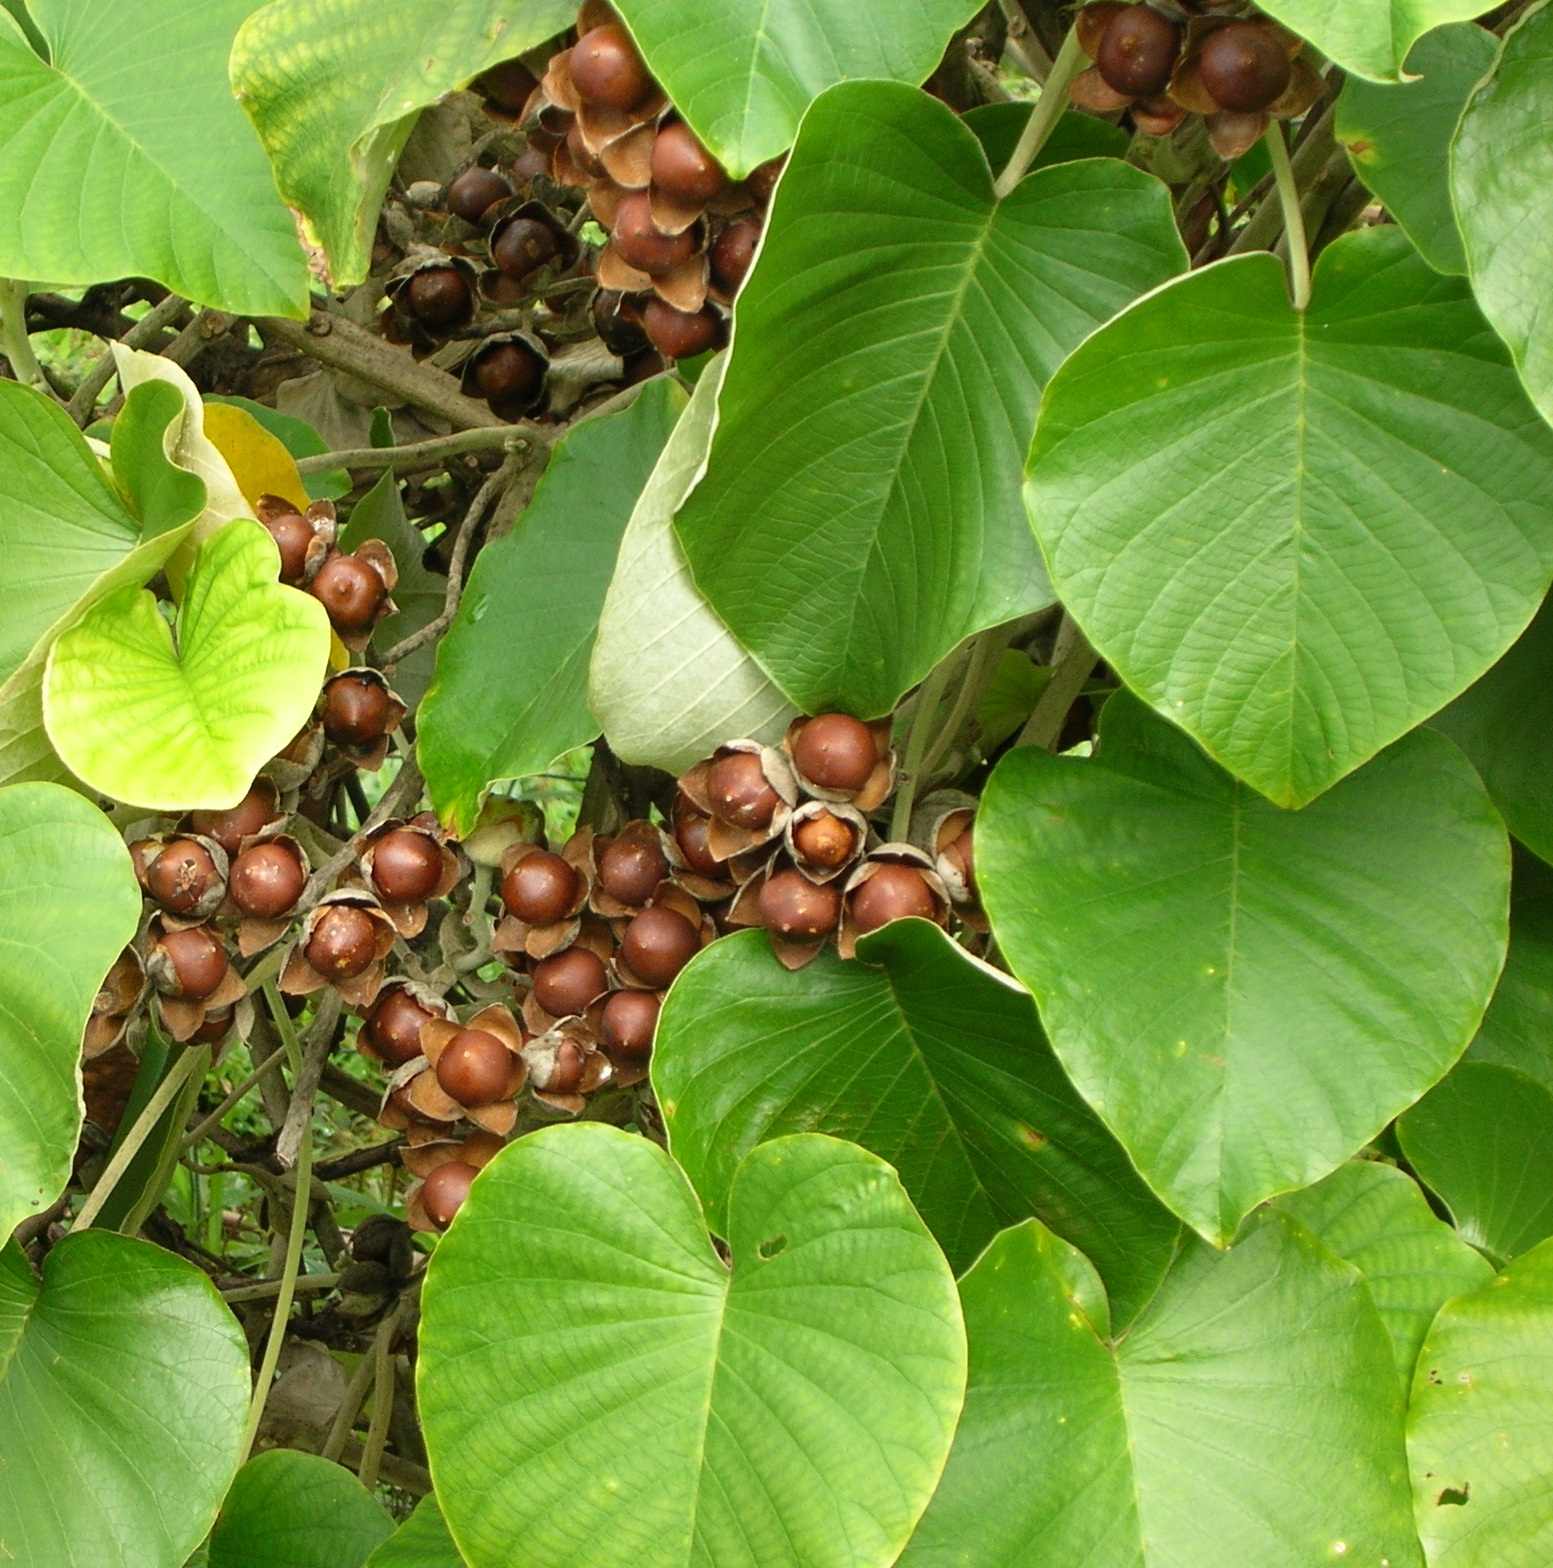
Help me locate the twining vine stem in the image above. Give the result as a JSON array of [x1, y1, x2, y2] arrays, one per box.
[[891, 656, 957, 840], [993, 25, 1088, 199], [1265, 120, 1312, 310], [1017, 613, 1099, 750]]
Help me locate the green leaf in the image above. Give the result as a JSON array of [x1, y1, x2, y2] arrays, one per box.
[[0, 1230, 249, 1568], [614, 0, 980, 177], [961, 103, 1130, 172], [0, 0, 307, 315], [1433, 594, 1553, 866], [209, 1450, 393, 1568], [589, 355, 798, 773], [1026, 228, 1553, 806], [1452, 2, 1553, 432], [365, 1497, 465, 1568], [206, 396, 352, 502], [1337, 23, 1498, 274], [1398, 1062, 1553, 1264], [977, 693, 1510, 1246], [1407, 1237, 1553, 1567], [898, 1214, 1422, 1568], [0, 380, 138, 689], [1273, 1161, 1493, 1383], [655, 922, 1182, 1327], [113, 381, 210, 539], [418, 1124, 965, 1568], [975, 651, 1050, 753], [42, 518, 332, 810], [1466, 850, 1553, 1090], [1255, 0, 1493, 80], [0, 782, 140, 1238], [230, 0, 574, 287], [675, 81, 1187, 718], [419, 379, 684, 836]]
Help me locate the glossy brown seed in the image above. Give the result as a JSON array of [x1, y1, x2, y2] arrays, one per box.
[[651, 122, 728, 204], [321, 675, 393, 750], [945, 828, 976, 897], [851, 865, 937, 935], [404, 266, 472, 327], [1096, 4, 1180, 97], [620, 906, 699, 987], [546, 1039, 586, 1094], [501, 851, 579, 924], [492, 217, 562, 281], [146, 839, 220, 915], [643, 299, 720, 361], [758, 869, 842, 941], [612, 192, 699, 277], [792, 809, 856, 871], [476, 57, 540, 113], [531, 946, 608, 1016], [230, 841, 306, 919], [261, 509, 314, 584], [193, 779, 279, 854], [746, 155, 786, 205], [304, 904, 379, 979], [421, 1160, 479, 1228], [710, 219, 761, 293], [370, 829, 444, 903], [569, 24, 652, 111], [310, 552, 387, 634], [600, 988, 660, 1057], [793, 713, 876, 792], [435, 1028, 514, 1105], [158, 926, 228, 999], [363, 985, 437, 1066], [706, 751, 779, 830], [673, 808, 724, 875], [447, 166, 513, 223], [1198, 21, 1292, 112], [472, 340, 546, 406], [597, 833, 669, 905]]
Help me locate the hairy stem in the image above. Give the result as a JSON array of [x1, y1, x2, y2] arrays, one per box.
[[66, 292, 189, 424], [993, 25, 1088, 199]]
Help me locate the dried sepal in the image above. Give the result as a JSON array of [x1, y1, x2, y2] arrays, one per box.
[[1070, 64, 1136, 111], [678, 741, 798, 861], [651, 251, 710, 314], [1206, 109, 1269, 160], [84, 947, 146, 1060], [267, 727, 325, 793], [1076, 2, 1127, 57], [155, 960, 245, 1043]]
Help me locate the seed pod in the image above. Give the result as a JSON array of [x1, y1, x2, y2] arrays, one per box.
[[839, 845, 951, 959], [490, 205, 570, 283], [229, 837, 307, 921], [420, 1161, 479, 1229], [410, 1003, 528, 1134], [569, 23, 653, 111], [309, 540, 398, 649], [446, 165, 514, 224], [642, 298, 722, 360], [783, 713, 895, 809], [522, 1024, 613, 1111], [85, 947, 146, 1060], [474, 56, 540, 116], [362, 981, 454, 1067], [678, 742, 797, 862], [461, 331, 550, 420], [146, 919, 246, 1041], [592, 822, 670, 915], [785, 800, 868, 881], [359, 817, 463, 936], [1198, 19, 1292, 112], [709, 219, 761, 297], [619, 905, 699, 987], [1096, 4, 1181, 98], [144, 836, 227, 919], [600, 987, 660, 1059], [531, 945, 609, 1017], [281, 891, 398, 1007], [397, 261, 475, 331], [319, 669, 408, 770]]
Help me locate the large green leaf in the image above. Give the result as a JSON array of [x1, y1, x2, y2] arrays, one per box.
[[209, 1450, 393, 1568], [977, 693, 1509, 1246], [589, 356, 797, 774], [0, 782, 140, 1238], [420, 379, 684, 836], [1026, 227, 1553, 807], [1407, 1236, 1553, 1566], [1452, 2, 1553, 432], [1273, 1161, 1493, 1382], [418, 1124, 965, 1568], [655, 922, 1181, 1327], [1256, 0, 1493, 80], [43, 518, 332, 810], [365, 1497, 464, 1568], [0, 0, 307, 315], [898, 1214, 1422, 1568], [112, 381, 210, 540], [0, 1231, 249, 1568], [1337, 23, 1498, 274], [675, 81, 1187, 718], [231, 0, 574, 286], [1465, 850, 1553, 1089]]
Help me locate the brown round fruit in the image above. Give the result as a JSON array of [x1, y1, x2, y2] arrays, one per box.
[[492, 216, 562, 281], [531, 946, 608, 1016], [305, 904, 379, 979], [261, 509, 314, 584], [501, 851, 579, 925], [710, 219, 760, 293], [620, 906, 699, 987], [146, 839, 220, 915], [193, 780, 279, 854], [673, 809, 724, 875], [569, 24, 652, 111], [792, 809, 857, 871], [157, 926, 228, 999], [435, 1028, 515, 1106], [229, 842, 306, 919], [310, 552, 387, 634], [706, 751, 779, 830], [447, 166, 513, 223], [851, 865, 938, 935], [793, 713, 877, 792], [404, 266, 471, 327], [370, 829, 445, 903], [746, 155, 785, 205], [1096, 3, 1181, 97], [475, 57, 539, 113], [600, 988, 660, 1057], [321, 674, 393, 750], [597, 833, 669, 906], [758, 869, 842, 941], [643, 299, 720, 361], [472, 340, 546, 407], [651, 122, 728, 204], [1198, 21, 1292, 112], [364, 985, 437, 1066], [612, 192, 699, 277], [421, 1160, 479, 1228]]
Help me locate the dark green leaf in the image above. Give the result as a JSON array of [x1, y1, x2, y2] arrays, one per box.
[[208, 1450, 393, 1568], [365, 1497, 464, 1568], [961, 103, 1130, 173], [1467, 850, 1553, 1090]]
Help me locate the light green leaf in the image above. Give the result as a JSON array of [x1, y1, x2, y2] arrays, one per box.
[[0, 0, 307, 315], [1407, 1237, 1553, 1566], [43, 518, 332, 810], [1452, 1, 1553, 431], [365, 1497, 464, 1568], [655, 922, 1182, 1327], [112, 381, 209, 539], [590, 356, 798, 773], [899, 1214, 1422, 1568], [1466, 850, 1553, 1090], [418, 1124, 965, 1568], [1337, 23, 1498, 273], [977, 692, 1510, 1246], [677, 82, 1186, 718], [209, 1450, 393, 1568], [420, 379, 684, 836], [0, 782, 140, 1238], [231, 0, 574, 286], [1273, 1161, 1493, 1382], [1256, 0, 1493, 80], [0, 1230, 249, 1568], [1027, 228, 1553, 806]]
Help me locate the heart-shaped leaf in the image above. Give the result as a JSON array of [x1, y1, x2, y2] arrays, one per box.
[[0, 782, 141, 1238], [0, 0, 307, 314], [978, 692, 1509, 1245], [418, 1124, 965, 1568], [208, 1450, 393, 1568], [43, 518, 332, 810], [1027, 227, 1553, 807], [365, 1497, 464, 1568], [1256, 0, 1492, 80], [898, 1214, 1421, 1568], [590, 356, 798, 774], [112, 381, 209, 539], [420, 379, 684, 834], [1407, 1237, 1553, 1568], [0, 1231, 249, 1568], [675, 81, 1187, 718], [655, 922, 1181, 1327], [1465, 850, 1553, 1089]]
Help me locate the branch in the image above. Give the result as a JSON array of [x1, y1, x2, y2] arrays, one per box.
[[296, 425, 539, 475], [66, 292, 189, 424], [275, 991, 342, 1170]]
